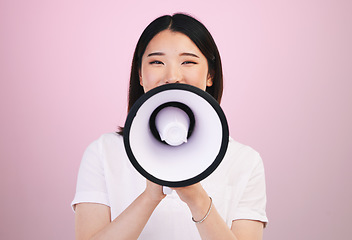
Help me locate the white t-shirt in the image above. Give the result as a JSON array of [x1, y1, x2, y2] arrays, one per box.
[[72, 133, 268, 239]]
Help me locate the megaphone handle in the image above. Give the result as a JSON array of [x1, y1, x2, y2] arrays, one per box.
[[163, 186, 173, 195]]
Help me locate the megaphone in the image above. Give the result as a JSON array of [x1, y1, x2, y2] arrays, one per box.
[[123, 83, 229, 188]]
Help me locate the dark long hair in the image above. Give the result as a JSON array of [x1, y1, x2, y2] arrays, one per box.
[[119, 13, 223, 134]]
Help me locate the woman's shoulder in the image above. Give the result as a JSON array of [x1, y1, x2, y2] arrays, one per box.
[[219, 136, 264, 173], [84, 132, 123, 153], [92, 132, 123, 144], [98, 132, 122, 140], [227, 136, 261, 159]]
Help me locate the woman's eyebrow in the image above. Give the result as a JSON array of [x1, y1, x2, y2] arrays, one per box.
[[147, 52, 165, 57], [147, 52, 200, 58], [180, 52, 199, 58]]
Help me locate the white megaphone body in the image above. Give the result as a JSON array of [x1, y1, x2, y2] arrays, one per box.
[[123, 83, 229, 191]]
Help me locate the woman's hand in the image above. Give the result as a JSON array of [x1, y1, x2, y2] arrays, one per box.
[[173, 183, 211, 222], [173, 183, 208, 205], [144, 180, 166, 202]]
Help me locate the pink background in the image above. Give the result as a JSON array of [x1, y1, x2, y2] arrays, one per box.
[[1, 0, 351, 239]]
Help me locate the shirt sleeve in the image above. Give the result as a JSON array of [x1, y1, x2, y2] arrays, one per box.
[[231, 153, 268, 226], [71, 138, 110, 211]]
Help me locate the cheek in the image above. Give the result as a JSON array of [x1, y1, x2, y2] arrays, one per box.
[[185, 68, 208, 90], [141, 67, 160, 89]]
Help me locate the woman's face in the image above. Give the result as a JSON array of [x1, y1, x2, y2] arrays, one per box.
[[139, 30, 213, 93]]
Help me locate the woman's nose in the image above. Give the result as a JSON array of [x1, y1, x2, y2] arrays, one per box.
[[165, 66, 182, 84]]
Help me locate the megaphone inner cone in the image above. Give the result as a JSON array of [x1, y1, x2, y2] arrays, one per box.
[[149, 101, 195, 146]]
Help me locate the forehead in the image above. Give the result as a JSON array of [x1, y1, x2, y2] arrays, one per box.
[[144, 30, 202, 55]]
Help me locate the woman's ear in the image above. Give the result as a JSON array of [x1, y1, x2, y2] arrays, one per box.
[[139, 70, 143, 86], [206, 73, 213, 87]]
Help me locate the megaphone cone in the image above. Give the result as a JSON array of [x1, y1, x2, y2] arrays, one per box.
[[123, 83, 229, 188]]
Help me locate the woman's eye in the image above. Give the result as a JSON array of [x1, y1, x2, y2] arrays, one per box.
[[149, 61, 164, 65], [182, 61, 197, 65]]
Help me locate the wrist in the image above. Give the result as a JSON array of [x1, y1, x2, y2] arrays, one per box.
[[141, 189, 165, 204], [192, 196, 212, 223], [187, 192, 211, 220]]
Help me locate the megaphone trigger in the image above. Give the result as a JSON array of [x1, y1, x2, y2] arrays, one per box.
[[163, 186, 173, 195]]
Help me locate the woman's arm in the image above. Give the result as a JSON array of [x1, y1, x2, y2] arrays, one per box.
[[75, 181, 165, 240], [175, 183, 264, 240], [231, 220, 264, 240]]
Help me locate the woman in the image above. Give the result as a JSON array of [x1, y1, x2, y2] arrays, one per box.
[[72, 13, 268, 240]]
